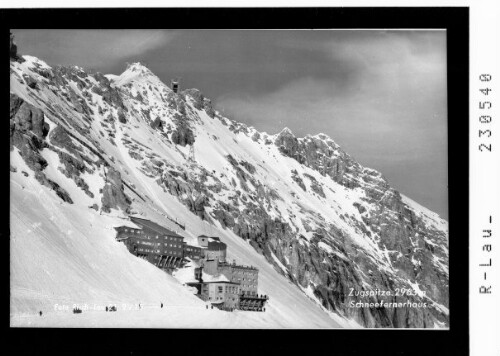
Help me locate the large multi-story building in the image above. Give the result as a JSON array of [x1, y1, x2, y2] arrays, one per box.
[[116, 220, 267, 311], [187, 266, 267, 311], [202, 259, 259, 296], [115, 217, 185, 271]]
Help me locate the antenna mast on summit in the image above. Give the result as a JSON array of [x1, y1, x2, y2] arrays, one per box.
[[171, 77, 181, 93]]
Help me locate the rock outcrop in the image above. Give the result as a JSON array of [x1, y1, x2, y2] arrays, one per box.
[[171, 124, 195, 146], [10, 93, 73, 203], [10, 54, 449, 328], [10, 33, 24, 63], [101, 167, 131, 213]]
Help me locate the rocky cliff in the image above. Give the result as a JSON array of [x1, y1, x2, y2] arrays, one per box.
[[10, 50, 449, 328]]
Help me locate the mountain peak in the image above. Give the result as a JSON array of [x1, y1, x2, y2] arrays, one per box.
[[112, 62, 162, 87], [125, 62, 153, 75], [10, 50, 450, 329], [279, 127, 295, 136]]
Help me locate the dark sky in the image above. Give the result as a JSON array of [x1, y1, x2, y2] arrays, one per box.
[[12, 29, 448, 219]]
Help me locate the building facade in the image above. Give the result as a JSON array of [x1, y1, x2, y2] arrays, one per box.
[[197, 235, 210, 247], [183, 242, 202, 260], [204, 240, 227, 262], [115, 217, 186, 271], [201, 281, 241, 310], [202, 259, 259, 296]]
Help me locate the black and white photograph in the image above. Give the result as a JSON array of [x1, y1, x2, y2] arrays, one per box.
[[8, 26, 452, 330]]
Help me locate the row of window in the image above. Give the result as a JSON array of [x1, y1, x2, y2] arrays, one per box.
[[124, 228, 143, 234], [225, 286, 239, 294], [233, 270, 257, 276], [133, 240, 154, 246], [136, 248, 182, 256], [232, 277, 256, 283], [123, 228, 182, 241], [216, 286, 239, 293], [155, 251, 182, 257], [240, 284, 253, 289], [164, 243, 181, 248], [133, 240, 183, 249], [208, 296, 237, 302]]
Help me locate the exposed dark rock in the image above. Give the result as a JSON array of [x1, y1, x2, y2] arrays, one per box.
[[93, 72, 127, 111], [212, 209, 236, 228], [151, 117, 164, 130], [251, 132, 261, 142], [353, 202, 366, 214], [10, 33, 24, 62], [203, 98, 216, 118], [23, 75, 38, 89], [304, 173, 325, 198], [183, 89, 204, 110], [101, 166, 131, 213], [9, 52, 449, 329], [183, 88, 216, 118], [240, 160, 256, 175], [291, 170, 306, 191], [275, 128, 300, 158], [34, 172, 74, 204], [117, 108, 127, 123], [171, 125, 195, 146], [10, 94, 48, 140]]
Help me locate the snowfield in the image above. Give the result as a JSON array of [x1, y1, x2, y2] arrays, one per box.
[[10, 148, 341, 328], [10, 55, 449, 329]]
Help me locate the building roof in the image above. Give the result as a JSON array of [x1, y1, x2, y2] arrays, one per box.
[[113, 221, 142, 231], [129, 216, 184, 239], [203, 281, 240, 285], [218, 262, 258, 271], [207, 240, 227, 251]]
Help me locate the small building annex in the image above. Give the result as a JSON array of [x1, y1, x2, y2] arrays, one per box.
[[197, 235, 227, 262]]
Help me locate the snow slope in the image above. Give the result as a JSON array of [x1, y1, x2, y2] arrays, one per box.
[[10, 56, 449, 328]]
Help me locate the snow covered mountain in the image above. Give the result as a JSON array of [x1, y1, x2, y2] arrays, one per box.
[[9, 42, 449, 328]]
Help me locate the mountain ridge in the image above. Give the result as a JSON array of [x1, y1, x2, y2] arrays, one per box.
[[10, 51, 449, 328]]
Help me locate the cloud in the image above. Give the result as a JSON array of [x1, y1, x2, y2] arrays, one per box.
[[13, 30, 176, 70], [217, 31, 447, 157], [216, 31, 448, 218]]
